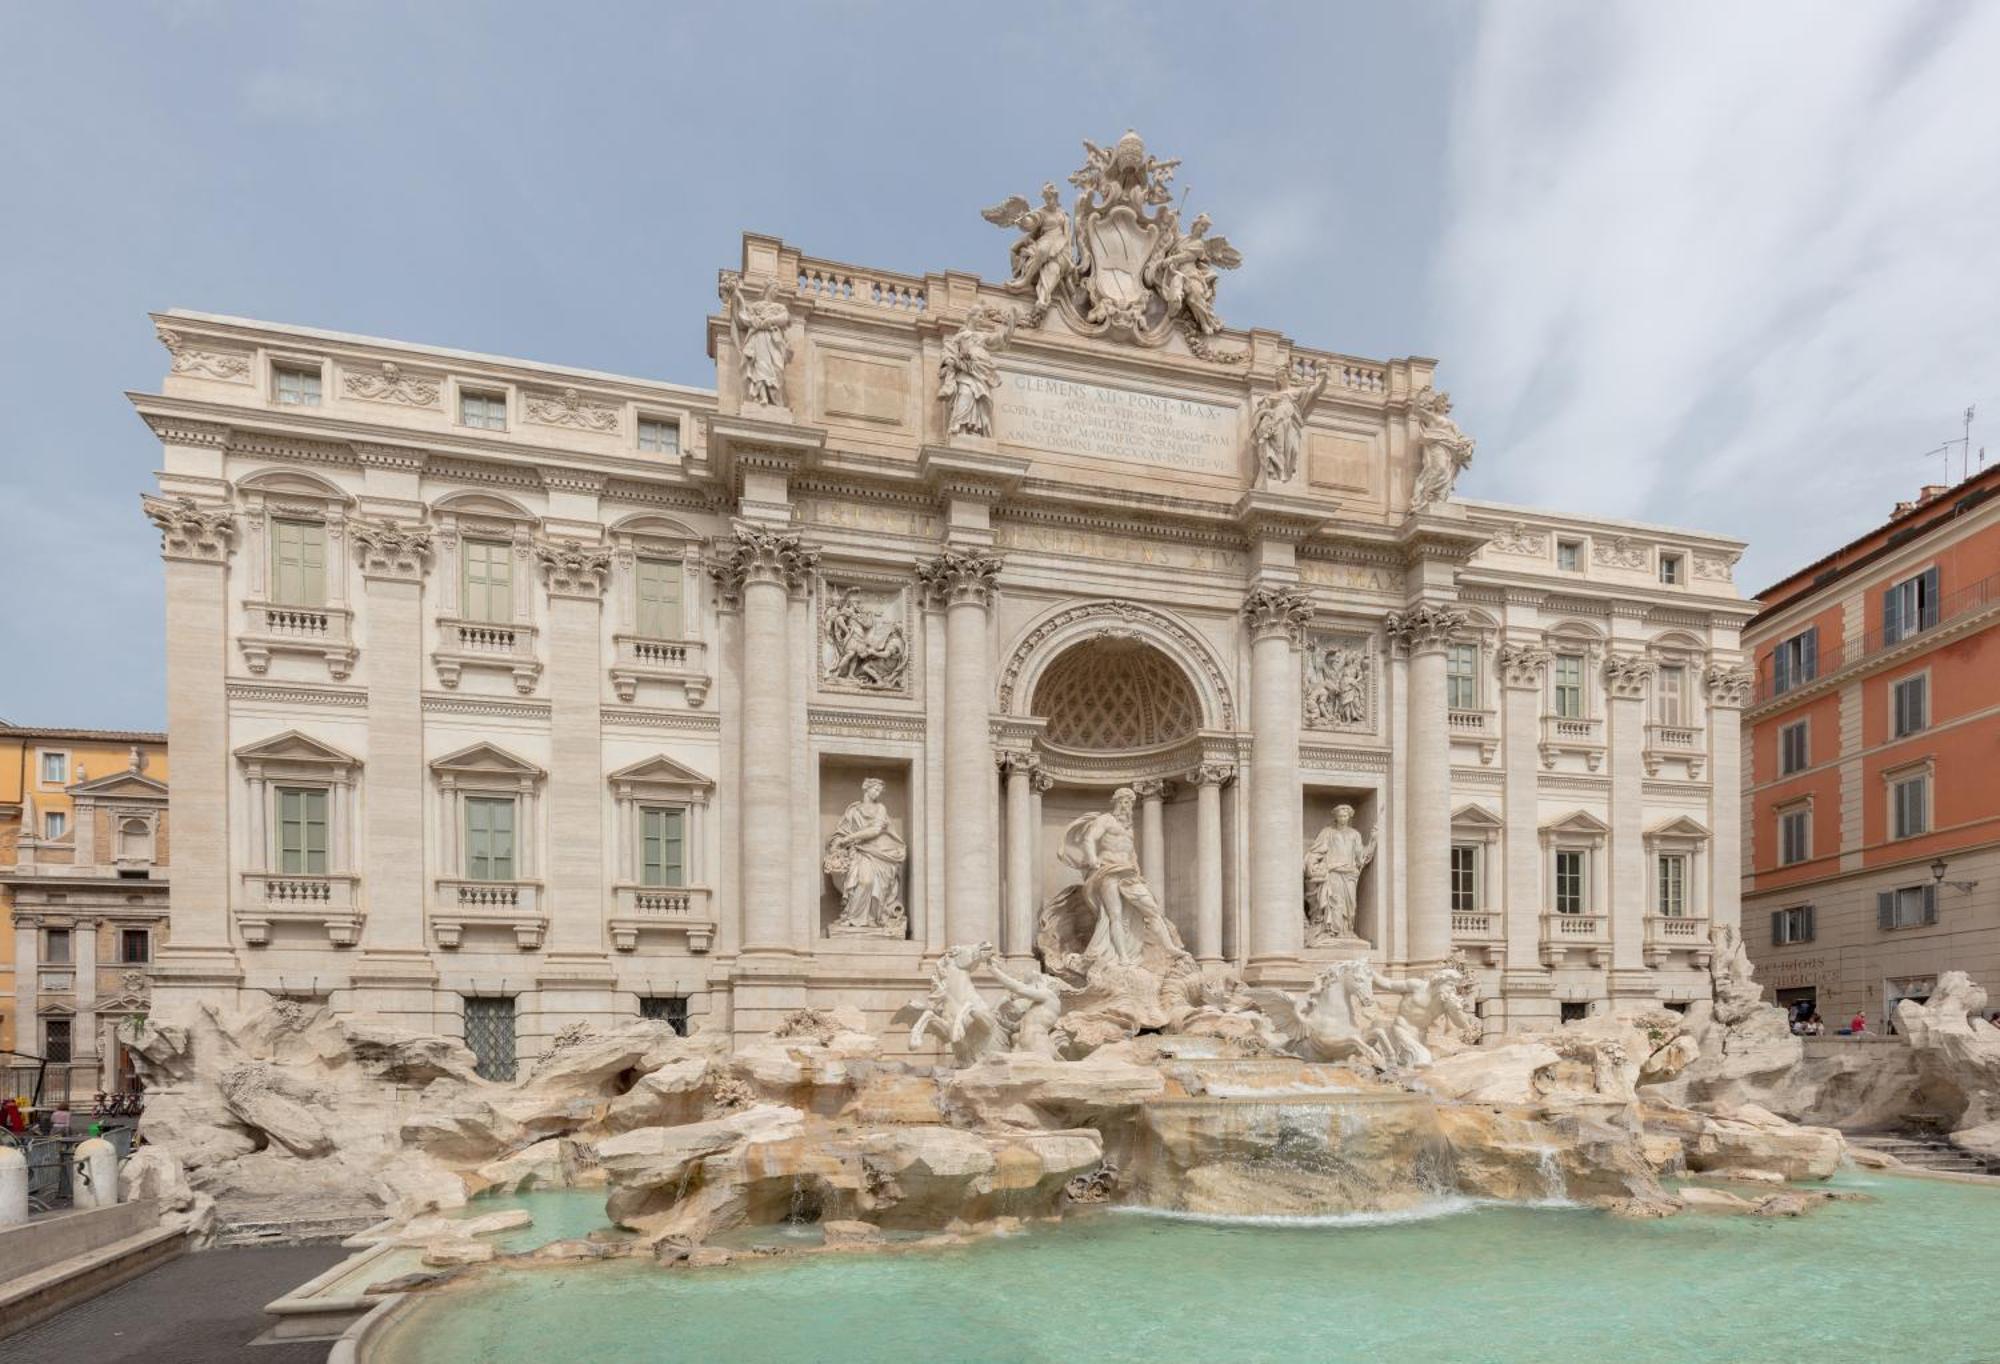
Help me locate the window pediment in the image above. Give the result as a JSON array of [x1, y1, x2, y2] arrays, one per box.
[[1645, 814, 1712, 842], [69, 770, 168, 801], [236, 730, 361, 768], [431, 741, 546, 782], [608, 753, 713, 800], [1540, 809, 1611, 841], [1451, 802, 1503, 831]]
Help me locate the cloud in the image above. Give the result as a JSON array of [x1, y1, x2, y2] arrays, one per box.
[[241, 69, 354, 124], [1432, 2, 2000, 588]]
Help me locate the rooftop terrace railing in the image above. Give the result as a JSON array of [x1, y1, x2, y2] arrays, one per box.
[[1754, 568, 2000, 705]]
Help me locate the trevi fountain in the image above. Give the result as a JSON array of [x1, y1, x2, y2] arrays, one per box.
[[116, 132, 2000, 1359]]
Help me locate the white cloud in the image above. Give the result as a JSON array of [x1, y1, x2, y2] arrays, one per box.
[[241, 69, 353, 124], [1433, 2, 2000, 588]]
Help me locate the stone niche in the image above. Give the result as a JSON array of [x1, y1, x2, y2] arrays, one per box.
[[817, 757, 914, 941], [1303, 784, 1383, 949]]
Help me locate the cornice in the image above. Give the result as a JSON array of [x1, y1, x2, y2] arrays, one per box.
[[226, 680, 368, 709], [808, 706, 928, 739], [600, 706, 723, 734], [423, 694, 553, 721]]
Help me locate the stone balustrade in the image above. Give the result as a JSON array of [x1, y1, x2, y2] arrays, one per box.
[[1643, 913, 1712, 967], [608, 633, 711, 706], [432, 617, 542, 694], [236, 871, 363, 946], [1539, 714, 1606, 770], [430, 879, 546, 949], [609, 884, 717, 954], [238, 601, 356, 679], [1539, 911, 1611, 968]]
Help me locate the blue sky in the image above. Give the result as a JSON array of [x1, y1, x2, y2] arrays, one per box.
[[3, 1, 1996, 728]]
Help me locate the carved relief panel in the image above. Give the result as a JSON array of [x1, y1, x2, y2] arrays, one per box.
[[817, 578, 912, 696], [1301, 631, 1379, 734]]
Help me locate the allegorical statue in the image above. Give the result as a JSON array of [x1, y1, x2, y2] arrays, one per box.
[[823, 588, 908, 690], [1059, 787, 1177, 968], [986, 959, 1067, 1059], [823, 777, 907, 936], [1145, 209, 1240, 336], [980, 182, 1075, 319], [1304, 643, 1367, 727], [937, 302, 1018, 438], [1409, 386, 1475, 513], [897, 943, 1008, 1066], [729, 278, 792, 408], [1368, 966, 1478, 1068], [1252, 365, 1328, 483], [1304, 804, 1376, 944]]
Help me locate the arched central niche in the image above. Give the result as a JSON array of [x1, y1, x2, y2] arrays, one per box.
[[1031, 637, 1201, 752]]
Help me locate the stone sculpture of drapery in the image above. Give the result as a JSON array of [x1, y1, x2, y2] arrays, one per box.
[[824, 778, 907, 935], [938, 303, 1017, 438], [1304, 805, 1375, 944], [730, 279, 793, 407]]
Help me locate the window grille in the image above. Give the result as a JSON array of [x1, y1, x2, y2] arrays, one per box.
[[464, 997, 517, 1080]]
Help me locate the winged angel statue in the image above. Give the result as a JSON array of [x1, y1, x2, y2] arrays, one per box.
[[981, 131, 1244, 357]]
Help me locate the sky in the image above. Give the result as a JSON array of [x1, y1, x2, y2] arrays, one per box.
[[2, 1, 1996, 729]]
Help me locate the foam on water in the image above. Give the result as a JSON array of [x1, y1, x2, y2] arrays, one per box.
[[1112, 1195, 1481, 1228]]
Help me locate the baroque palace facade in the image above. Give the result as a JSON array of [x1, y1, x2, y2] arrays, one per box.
[[134, 135, 1752, 1070]]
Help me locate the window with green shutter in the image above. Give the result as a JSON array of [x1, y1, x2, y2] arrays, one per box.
[[1553, 654, 1585, 719], [641, 807, 685, 887], [465, 796, 517, 881], [635, 559, 684, 639], [463, 540, 513, 623], [271, 519, 327, 607], [276, 786, 329, 874]]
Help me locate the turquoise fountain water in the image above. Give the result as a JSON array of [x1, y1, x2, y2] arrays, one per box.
[[373, 1173, 2000, 1363]]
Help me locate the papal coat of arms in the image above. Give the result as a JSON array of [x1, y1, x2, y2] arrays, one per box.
[[981, 131, 1244, 361]]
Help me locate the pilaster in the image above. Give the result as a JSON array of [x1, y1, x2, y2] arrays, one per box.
[[1605, 650, 1655, 974], [1242, 585, 1312, 978], [1705, 665, 1752, 936], [1386, 600, 1468, 968], [917, 547, 1003, 949], [537, 538, 616, 990], [1497, 643, 1552, 977]]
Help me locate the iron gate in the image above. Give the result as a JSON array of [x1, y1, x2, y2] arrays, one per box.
[[464, 996, 517, 1081]]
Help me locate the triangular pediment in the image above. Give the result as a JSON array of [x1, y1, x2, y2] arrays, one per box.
[[94, 993, 151, 1015], [607, 754, 714, 789], [430, 741, 545, 779], [37, 1001, 77, 1017], [69, 770, 169, 800], [1540, 809, 1611, 837], [1451, 803, 1503, 830], [1646, 814, 1712, 840], [234, 730, 362, 767]]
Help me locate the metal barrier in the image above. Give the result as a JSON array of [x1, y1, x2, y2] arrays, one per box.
[[0, 1131, 73, 1212]]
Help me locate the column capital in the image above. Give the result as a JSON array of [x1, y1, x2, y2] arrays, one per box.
[[996, 750, 1040, 776], [1029, 768, 1056, 794], [1703, 663, 1754, 709], [1383, 601, 1467, 656], [1187, 762, 1236, 787], [709, 520, 820, 605], [916, 547, 1003, 609], [535, 537, 614, 598], [141, 493, 235, 563], [1496, 642, 1553, 690], [1242, 584, 1314, 645], [352, 516, 434, 582], [1132, 777, 1173, 801], [1603, 650, 1657, 700]]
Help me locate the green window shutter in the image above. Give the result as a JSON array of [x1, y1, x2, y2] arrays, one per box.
[[464, 541, 513, 623], [278, 787, 303, 873], [641, 808, 685, 887], [636, 560, 683, 639], [1770, 909, 1783, 946], [1803, 905, 1815, 942], [272, 520, 327, 607], [1877, 891, 1894, 931], [466, 797, 516, 881], [1923, 883, 1938, 925], [1920, 567, 1940, 629]]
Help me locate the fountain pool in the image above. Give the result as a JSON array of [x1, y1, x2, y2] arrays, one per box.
[[368, 1173, 2000, 1362]]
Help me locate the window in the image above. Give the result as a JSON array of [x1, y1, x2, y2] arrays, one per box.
[[1557, 540, 1582, 572], [1892, 674, 1928, 738], [274, 364, 322, 406], [1878, 883, 1937, 931], [465, 796, 517, 881], [640, 807, 686, 887], [1779, 720, 1809, 775], [1445, 643, 1479, 711], [1771, 627, 1818, 695], [1772, 905, 1815, 945], [1655, 665, 1687, 726], [637, 417, 681, 455], [1891, 771, 1929, 840], [462, 539, 513, 623], [460, 389, 507, 430], [39, 751, 67, 785], [43, 811, 67, 840], [43, 1018, 72, 1065], [1657, 853, 1688, 917], [44, 928, 72, 964], [1553, 654, 1585, 719], [463, 996, 517, 1081], [640, 995, 690, 1036], [1559, 1001, 1590, 1023], [1659, 553, 1683, 585], [276, 786, 330, 874], [1882, 567, 1940, 646], [120, 929, 151, 964], [270, 518, 327, 607], [635, 558, 684, 639], [1779, 807, 1810, 866], [1554, 850, 1585, 914], [1450, 844, 1478, 912]]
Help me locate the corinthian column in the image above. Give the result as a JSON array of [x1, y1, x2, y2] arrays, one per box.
[[1133, 778, 1170, 903], [140, 494, 241, 992], [712, 523, 819, 956], [1000, 753, 1038, 961], [1189, 763, 1233, 963], [917, 548, 1003, 948], [1242, 586, 1313, 973], [1387, 601, 1468, 968]]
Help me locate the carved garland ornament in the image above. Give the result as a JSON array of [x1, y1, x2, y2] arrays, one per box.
[[709, 523, 819, 605], [997, 598, 1236, 729], [351, 517, 435, 580], [534, 539, 615, 598], [141, 494, 236, 562], [342, 361, 440, 407], [525, 386, 621, 433], [1187, 762, 1236, 787], [155, 326, 251, 381], [914, 547, 1003, 608], [1242, 586, 1315, 646], [1488, 522, 1548, 557], [1592, 536, 1649, 571], [1382, 602, 1467, 654]]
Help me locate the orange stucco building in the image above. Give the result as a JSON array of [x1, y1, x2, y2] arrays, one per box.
[[1, 725, 170, 1102], [1742, 465, 2000, 1026]]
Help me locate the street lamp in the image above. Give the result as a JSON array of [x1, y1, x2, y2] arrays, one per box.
[[1930, 858, 1979, 894]]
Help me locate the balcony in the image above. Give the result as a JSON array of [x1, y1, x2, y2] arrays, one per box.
[[239, 602, 356, 680], [609, 884, 717, 953], [1752, 567, 2000, 708], [1539, 714, 1604, 771], [1447, 709, 1498, 765], [1450, 908, 1504, 966], [1539, 911, 1610, 967], [1644, 913, 1712, 968], [609, 634, 711, 708], [433, 617, 541, 695], [237, 871, 363, 946], [1642, 723, 1706, 779], [431, 879, 545, 949]]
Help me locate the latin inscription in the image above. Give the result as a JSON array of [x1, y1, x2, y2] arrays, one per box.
[[994, 370, 1238, 473]]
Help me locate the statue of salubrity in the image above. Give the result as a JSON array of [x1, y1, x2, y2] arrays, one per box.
[[823, 778, 908, 938], [1304, 804, 1375, 946]]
